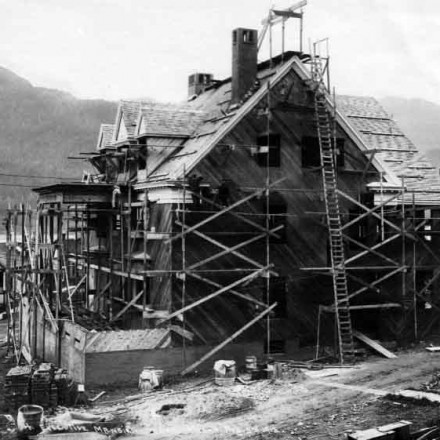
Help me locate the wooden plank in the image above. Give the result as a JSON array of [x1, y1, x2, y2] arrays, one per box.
[[110, 290, 144, 322], [272, 9, 302, 18], [161, 266, 270, 323], [170, 325, 194, 342], [68, 274, 87, 300], [89, 391, 106, 402], [321, 303, 402, 312], [181, 302, 277, 375], [353, 330, 397, 359]]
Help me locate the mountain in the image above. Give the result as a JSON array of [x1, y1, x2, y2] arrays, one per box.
[[379, 97, 440, 165], [0, 67, 117, 214]]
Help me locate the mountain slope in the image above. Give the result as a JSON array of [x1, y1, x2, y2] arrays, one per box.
[[0, 67, 117, 212], [379, 97, 440, 165]]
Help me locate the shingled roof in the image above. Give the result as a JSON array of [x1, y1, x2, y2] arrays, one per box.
[[137, 103, 206, 137], [336, 95, 440, 204], [97, 123, 115, 150]]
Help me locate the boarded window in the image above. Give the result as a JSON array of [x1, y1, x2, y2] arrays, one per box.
[[255, 134, 281, 167]]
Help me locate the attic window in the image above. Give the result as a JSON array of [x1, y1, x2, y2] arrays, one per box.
[[301, 137, 345, 168], [255, 134, 281, 167]]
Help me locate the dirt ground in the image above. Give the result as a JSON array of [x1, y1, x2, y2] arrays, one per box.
[[79, 348, 440, 439], [3, 321, 440, 439]]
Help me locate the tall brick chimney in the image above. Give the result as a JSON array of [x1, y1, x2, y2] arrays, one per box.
[[231, 28, 258, 104]]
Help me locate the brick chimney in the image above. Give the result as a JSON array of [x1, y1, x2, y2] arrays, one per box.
[[231, 28, 258, 104], [188, 73, 213, 98]]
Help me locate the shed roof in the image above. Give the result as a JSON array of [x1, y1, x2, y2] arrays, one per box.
[[85, 328, 170, 353]]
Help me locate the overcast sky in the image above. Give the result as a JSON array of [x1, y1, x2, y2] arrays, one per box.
[[1, 0, 439, 104]]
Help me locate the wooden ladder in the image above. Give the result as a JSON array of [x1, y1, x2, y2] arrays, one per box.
[[312, 58, 355, 363]]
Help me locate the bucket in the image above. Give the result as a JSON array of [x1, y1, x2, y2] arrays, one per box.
[[153, 369, 164, 389], [214, 360, 236, 386], [139, 367, 163, 392], [245, 356, 257, 372], [17, 404, 43, 438]]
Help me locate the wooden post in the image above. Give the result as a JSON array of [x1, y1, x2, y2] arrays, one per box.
[[412, 192, 417, 340]]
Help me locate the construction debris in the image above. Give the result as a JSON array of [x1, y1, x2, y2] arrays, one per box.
[[4, 363, 71, 411], [347, 420, 412, 440]]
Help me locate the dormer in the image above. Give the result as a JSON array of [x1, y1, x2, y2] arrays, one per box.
[[113, 101, 142, 144], [96, 124, 115, 150]]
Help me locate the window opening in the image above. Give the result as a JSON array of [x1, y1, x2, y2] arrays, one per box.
[[255, 134, 281, 167]]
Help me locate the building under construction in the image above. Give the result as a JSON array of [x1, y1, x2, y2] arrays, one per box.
[[5, 6, 440, 385]]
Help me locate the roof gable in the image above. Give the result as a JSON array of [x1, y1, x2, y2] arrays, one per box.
[[113, 100, 143, 143]]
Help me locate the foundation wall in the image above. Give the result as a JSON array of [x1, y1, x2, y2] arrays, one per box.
[[84, 339, 298, 386]]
